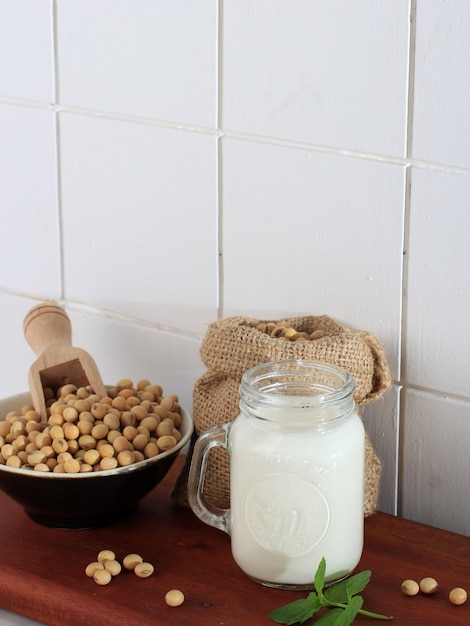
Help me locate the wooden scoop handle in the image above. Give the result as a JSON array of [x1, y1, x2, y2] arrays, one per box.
[[24, 303, 73, 357]]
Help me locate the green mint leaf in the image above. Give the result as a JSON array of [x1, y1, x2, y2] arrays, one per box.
[[323, 579, 349, 604], [269, 593, 321, 625], [269, 559, 393, 625], [312, 608, 345, 625], [345, 570, 371, 599], [324, 570, 372, 604], [314, 557, 327, 596], [332, 596, 364, 626]]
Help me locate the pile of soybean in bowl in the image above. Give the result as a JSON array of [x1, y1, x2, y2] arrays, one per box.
[[0, 379, 183, 473]]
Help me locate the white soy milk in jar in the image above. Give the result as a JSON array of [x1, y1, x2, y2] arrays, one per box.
[[229, 405, 365, 587], [188, 360, 365, 589]]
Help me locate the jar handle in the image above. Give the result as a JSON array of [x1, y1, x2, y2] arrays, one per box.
[[188, 423, 231, 534]]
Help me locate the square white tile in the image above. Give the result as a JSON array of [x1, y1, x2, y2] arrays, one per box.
[[59, 113, 218, 334], [400, 388, 470, 536], [405, 167, 470, 396], [222, 0, 410, 156], [222, 138, 405, 380], [0, 104, 60, 297], [0, 294, 42, 399], [362, 386, 400, 515], [56, 0, 218, 127], [413, 1, 470, 168], [0, 0, 54, 102]]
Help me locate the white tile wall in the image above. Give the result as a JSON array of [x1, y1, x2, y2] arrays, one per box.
[[0, 293, 41, 397], [401, 389, 470, 536], [412, 1, 470, 168], [222, 138, 405, 381], [59, 112, 219, 333], [0, 0, 54, 102], [0, 104, 60, 297], [223, 0, 410, 156], [406, 167, 470, 396], [1, 0, 470, 579], [56, 0, 218, 127], [362, 386, 401, 514]]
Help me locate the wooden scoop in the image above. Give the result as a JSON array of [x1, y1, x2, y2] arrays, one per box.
[[24, 303, 106, 422]]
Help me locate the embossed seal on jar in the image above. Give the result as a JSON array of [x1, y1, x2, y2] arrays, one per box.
[[243, 475, 330, 556]]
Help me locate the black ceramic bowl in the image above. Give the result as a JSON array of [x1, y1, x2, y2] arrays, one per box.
[[0, 392, 193, 529]]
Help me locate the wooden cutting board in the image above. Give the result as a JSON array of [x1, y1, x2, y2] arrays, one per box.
[[0, 455, 297, 626], [2, 455, 470, 625]]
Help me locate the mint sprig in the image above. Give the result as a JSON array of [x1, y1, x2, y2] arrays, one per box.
[[269, 558, 393, 625]]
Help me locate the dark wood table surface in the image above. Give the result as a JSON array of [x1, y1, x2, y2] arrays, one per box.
[[1, 455, 469, 626]]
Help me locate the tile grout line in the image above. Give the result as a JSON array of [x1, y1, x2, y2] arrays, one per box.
[[0, 286, 205, 342], [405, 0, 417, 160], [1, 96, 469, 177], [216, 0, 224, 320], [51, 0, 66, 301], [51, 0, 59, 105], [397, 0, 418, 519]]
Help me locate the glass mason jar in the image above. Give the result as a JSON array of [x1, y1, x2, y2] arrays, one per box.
[[188, 359, 365, 589]]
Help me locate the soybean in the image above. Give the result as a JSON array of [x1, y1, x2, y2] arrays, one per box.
[[419, 577, 438, 594], [157, 435, 177, 451], [83, 449, 100, 466], [97, 549, 116, 563], [165, 589, 185, 607], [132, 433, 149, 451], [85, 561, 104, 577], [52, 438, 68, 454], [34, 463, 49, 472], [449, 587, 467, 605], [64, 458, 81, 473], [117, 450, 135, 466], [401, 579, 420, 596], [104, 560, 122, 576], [87, 550, 155, 586], [6, 456, 21, 468], [100, 457, 118, 470], [0, 379, 182, 473], [63, 423, 80, 440], [63, 406, 79, 422], [93, 569, 112, 586], [256, 321, 326, 342], [134, 562, 154, 578], [123, 553, 143, 571]]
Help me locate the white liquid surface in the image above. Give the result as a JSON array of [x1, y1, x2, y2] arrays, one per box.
[[229, 411, 365, 587]]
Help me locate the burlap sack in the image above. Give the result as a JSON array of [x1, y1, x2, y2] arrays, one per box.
[[172, 315, 391, 516]]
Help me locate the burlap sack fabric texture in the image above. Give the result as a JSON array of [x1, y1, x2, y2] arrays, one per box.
[[172, 315, 391, 516]]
